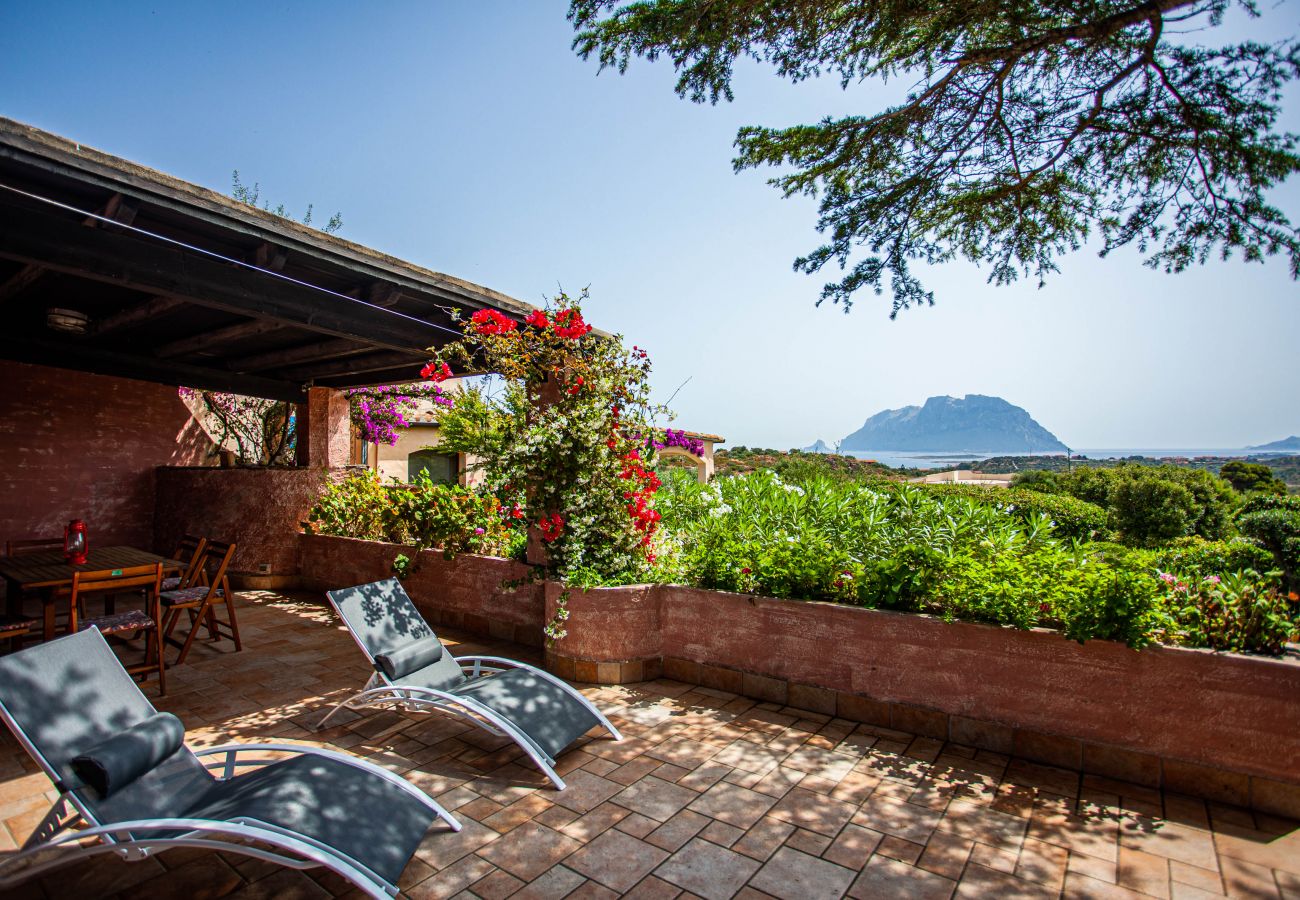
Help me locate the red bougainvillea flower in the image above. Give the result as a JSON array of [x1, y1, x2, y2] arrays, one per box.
[[567, 375, 585, 395], [420, 361, 452, 382], [538, 513, 565, 543], [740, 567, 751, 575], [524, 309, 549, 329], [552, 308, 593, 339], [471, 309, 518, 335]]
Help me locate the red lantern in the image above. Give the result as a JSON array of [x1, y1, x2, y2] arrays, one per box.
[[64, 519, 88, 565]]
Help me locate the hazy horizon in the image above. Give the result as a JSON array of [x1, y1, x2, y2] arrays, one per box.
[[3, 2, 1296, 449]]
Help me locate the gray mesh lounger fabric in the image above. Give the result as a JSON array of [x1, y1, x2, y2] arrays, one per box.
[[0, 628, 452, 894], [324, 579, 619, 788]]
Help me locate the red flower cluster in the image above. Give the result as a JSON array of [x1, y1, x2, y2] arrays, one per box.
[[420, 361, 452, 382], [538, 512, 565, 543], [524, 309, 549, 329], [472, 309, 517, 335], [552, 308, 593, 339], [567, 375, 585, 395], [618, 449, 662, 553]]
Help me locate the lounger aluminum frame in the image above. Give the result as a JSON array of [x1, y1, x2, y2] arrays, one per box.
[[318, 579, 622, 790], [0, 629, 460, 899]]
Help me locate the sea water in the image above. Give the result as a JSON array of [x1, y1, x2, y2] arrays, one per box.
[[840, 449, 1281, 471]]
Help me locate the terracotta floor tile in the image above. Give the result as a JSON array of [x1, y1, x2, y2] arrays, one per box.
[[550, 769, 623, 814], [876, 835, 926, 865], [732, 817, 798, 864], [1013, 837, 1068, 891], [476, 821, 581, 882], [1069, 850, 1120, 885], [654, 836, 761, 900], [1218, 856, 1281, 899], [407, 854, 497, 900], [624, 874, 686, 899], [565, 827, 671, 892], [688, 782, 779, 830], [917, 831, 974, 881], [1122, 815, 1221, 871], [561, 801, 633, 842], [1169, 859, 1225, 895], [786, 827, 834, 856], [1118, 846, 1172, 899], [952, 863, 1055, 899], [648, 810, 713, 853], [768, 788, 857, 837], [511, 865, 587, 900], [619, 812, 663, 839], [1064, 872, 1152, 898], [854, 794, 944, 844], [615, 776, 700, 823], [823, 824, 885, 871], [471, 867, 527, 900], [848, 856, 956, 900], [750, 847, 855, 899], [699, 819, 746, 848], [938, 799, 1029, 850]]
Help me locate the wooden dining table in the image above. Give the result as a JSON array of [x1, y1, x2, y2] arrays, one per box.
[[0, 546, 184, 641]]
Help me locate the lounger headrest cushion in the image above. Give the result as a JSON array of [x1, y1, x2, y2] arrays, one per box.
[[70, 712, 186, 799], [375, 635, 444, 681]]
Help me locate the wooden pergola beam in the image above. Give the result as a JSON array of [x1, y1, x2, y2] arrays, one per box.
[[274, 349, 425, 381], [155, 317, 287, 359], [0, 264, 45, 303], [93, 295, 187, 335], [225, 337, 371, 373], [0, 195, 450, 352], [0, 334, 304, 401]]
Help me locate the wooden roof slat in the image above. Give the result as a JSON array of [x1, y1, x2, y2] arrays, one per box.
[[155, 318, 286, 359], [0, 194, 449, 354], [226, 337, 372, 373]]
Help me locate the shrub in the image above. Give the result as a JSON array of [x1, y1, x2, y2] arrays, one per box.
[[1154, 537, 1274, 578], [1219, 461, 1288, 496], [932, 547, 1165, 646], [1010, 470, 1061, 493], [303, 470, 520, 559], [1052, 465, 1238, 546], [1236, 495, 1300, 591]]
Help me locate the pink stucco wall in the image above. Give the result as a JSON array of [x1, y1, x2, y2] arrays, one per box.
[[154, 467, 338, 575], [298, 534, 544, 646]]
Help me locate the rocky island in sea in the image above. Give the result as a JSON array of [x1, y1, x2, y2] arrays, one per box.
[[841, 395, 1067, 453]]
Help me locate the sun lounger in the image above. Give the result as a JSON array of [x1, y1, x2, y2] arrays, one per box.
[[318, 578, 622, 790], [0, 628, 459, 898]]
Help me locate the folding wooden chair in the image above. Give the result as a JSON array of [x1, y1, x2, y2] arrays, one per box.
[[5, 538, 64, 557], [161, 540, 241, 665], [69, 563, 165, 695], [162, 534, 207, 591], [0, 614, 37, 653], [5, 537, 70, 629]]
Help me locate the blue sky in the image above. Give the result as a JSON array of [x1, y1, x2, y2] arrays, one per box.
[[2, 2, 1297, 450]]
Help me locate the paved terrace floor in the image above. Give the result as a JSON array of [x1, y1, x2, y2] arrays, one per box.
[[0, 591, 1297, 900]]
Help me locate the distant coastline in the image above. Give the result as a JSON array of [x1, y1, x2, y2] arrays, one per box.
[[841, 448, 1293, 471]]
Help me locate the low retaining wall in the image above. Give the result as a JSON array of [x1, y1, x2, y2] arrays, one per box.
[[299, 533, 544, 646], [547, 582, 1300, 818]]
